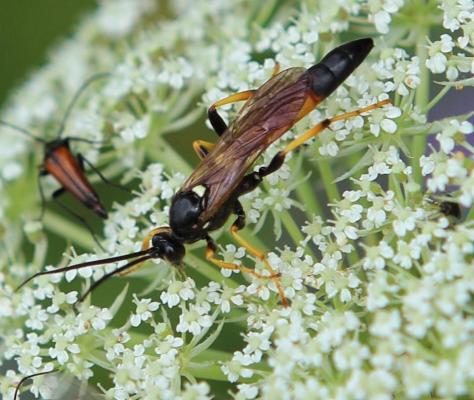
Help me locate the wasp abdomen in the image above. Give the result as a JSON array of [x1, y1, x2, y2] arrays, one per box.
[[308, 38, 374, 97]]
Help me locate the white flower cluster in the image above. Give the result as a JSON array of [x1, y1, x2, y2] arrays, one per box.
[[427, 1, 474, 79], [1, 0, 473, 399]]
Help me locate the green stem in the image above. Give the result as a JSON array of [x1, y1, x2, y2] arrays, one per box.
[[422, 85, 450, 113], [187, 364, 229, 382], [316, 158, 340, 202], [280, 210, 307, 248], [148, 135, 193, 175], [389, 174, 405, 205], [467, 205, 474, 222], [43, 211, 94, 250], [412, 33, 430, 183], [294, 161, 323, 218]]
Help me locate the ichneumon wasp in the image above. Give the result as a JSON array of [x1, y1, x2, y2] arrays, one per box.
[[17, 38, 391, 307]]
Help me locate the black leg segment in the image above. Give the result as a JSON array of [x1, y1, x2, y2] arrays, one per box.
[[208, 108, 227, 136]]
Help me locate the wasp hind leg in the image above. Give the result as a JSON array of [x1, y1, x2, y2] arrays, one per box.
[[281, 99, 391, 156], [242, 99, 392, 185]]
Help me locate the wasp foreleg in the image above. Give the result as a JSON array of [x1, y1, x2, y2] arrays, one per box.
[[205, 235, 279, 281], [208, 90, 255, 135], [192, 140, 216, 160]]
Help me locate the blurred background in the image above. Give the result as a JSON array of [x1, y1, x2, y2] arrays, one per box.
[[0, 0, 96, 108], [1, 0, 472, 123]]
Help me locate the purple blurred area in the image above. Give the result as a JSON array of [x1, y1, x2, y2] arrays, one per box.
[[428, 86, 474, 146]]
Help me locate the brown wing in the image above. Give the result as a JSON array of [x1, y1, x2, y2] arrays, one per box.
[[44, 143, 105, 216], [180, 67, 311, 222]]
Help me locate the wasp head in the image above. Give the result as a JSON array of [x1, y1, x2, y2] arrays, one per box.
[[150, 227, 185, 265]]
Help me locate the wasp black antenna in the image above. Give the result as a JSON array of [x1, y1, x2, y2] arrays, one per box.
[[0, 120, 47, 143], [77, 254, 154, 303], [56, 72, 111, 138], [15, 248, 154, 293]]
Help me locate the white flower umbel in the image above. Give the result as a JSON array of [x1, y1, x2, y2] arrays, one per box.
[[1, 0, 474, 399]]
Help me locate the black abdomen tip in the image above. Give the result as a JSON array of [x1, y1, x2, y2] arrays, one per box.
[[308, 38, 374, 97]]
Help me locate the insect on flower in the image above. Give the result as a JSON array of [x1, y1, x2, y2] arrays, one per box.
[[0, 73, 125, 249], [18, 38, 391, 306], [427, 196, 462, 220]]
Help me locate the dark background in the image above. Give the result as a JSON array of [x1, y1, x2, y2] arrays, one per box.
[[0, 1, 96, 108]]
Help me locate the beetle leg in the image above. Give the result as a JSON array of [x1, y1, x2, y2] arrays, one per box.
[[77, 153, 130, 193], [52, 189, 105, 251], [282, 99, 391, 156], [37, 173, 48, 220], [192, 140, 216, 160], [14, 369, 59, 400], [230, 202, 288, 307], [205, 236, 280, 281]]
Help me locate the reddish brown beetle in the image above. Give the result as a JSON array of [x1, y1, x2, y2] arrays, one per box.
[[1, 73, 121, 247]]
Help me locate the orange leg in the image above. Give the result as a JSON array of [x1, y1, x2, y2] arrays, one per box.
[[230, 225, 288, 307], [209, 90, 255, 110], [206, 241, 279, 288], [205, 244, 279, 280], [193, 140, 216, 160], [282, 99, 391, 156]]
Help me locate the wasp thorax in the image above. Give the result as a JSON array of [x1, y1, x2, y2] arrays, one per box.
[[169, 191, 204, 236]]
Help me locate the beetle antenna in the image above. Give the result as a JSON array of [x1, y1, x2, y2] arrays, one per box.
[[15, 248, 153, 292], [0, 120, 47, 143], [56, 72, 110, 138], [14, 369, 59, 400]]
